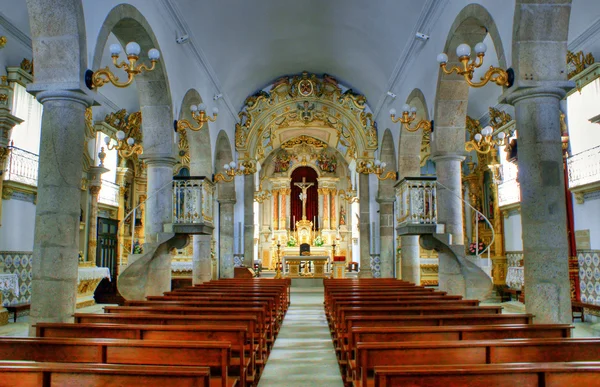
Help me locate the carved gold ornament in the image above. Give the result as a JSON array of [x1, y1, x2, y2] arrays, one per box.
[[390, 104, 433, 132], [567, 50, 595, 79], [176, 103, 218, 132], [488, 107, 512, 130], [86, 42, 160, 89], [0, 36, 6, 49], [437, 43, 513, 88]]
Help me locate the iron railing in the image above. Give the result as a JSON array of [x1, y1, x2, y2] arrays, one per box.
[[3, 146, 38, 186], [567, 145, 600, 189]]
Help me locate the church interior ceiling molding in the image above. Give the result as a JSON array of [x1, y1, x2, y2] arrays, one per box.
[[235, 72, 378, 166]]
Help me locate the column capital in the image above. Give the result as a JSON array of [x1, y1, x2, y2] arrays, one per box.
[[142, 155, 177, 168], [431, 153, 465, 163], [34, 89, 94, 108], [218, 198, 237, 205], [500, 83, 573, 106]]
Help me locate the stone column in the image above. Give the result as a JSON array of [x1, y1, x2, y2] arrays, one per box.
[[401, 236, 420, 284], [116, 167, 131, 263], [279, 189, 287, 230], [243, 174, 255, 266], [193, 234, 212, 284], [29, 90, 93, 332], [219, 199, 236, 278], [142, 156, 176, 296], [432, 154, 466, 296], [323, 188, 330, 229], [358, 173, 372, 277], [272, 189, 279, 230], [505, 87, 571, 323], [377, 197, 395, 278]]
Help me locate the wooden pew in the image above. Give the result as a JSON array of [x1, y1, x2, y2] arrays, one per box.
[[0, 337, 235, 387], [0, 361, 212, 387], [353, 338, 600, 387], [373, 362, 600, 387], [71, 313, 256, 386], [339, 324, 574, 376]]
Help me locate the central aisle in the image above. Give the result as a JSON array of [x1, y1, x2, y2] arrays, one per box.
[[258, 288, 344, 387]]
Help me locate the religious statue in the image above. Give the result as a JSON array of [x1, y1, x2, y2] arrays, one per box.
[[274, 150, 291, 173], [294, 177, 314, 221], [339, 206, 346, 226]]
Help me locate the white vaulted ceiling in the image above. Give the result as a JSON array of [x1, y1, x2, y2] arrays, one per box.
[[170, 0, 430, 109]]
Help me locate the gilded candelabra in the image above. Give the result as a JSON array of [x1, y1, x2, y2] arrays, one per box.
[[176, 103, 218, 132], [214, 161, 256, 183], [356, 159, 396, 181], [437, 42, 513, 88], [389, 104, 433, 132], [104, 130, 143, 159], [274, 241, 282, 279], [465, 125, 506, 154], [86, 42, 160, 89]]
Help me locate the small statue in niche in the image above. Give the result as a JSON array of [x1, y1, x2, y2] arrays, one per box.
[[339, 206, 346, 226]]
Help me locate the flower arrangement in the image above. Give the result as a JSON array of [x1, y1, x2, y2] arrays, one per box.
[[133, 241, 143, 254], [313, 235, 324, 247], [468, 241, 486, 255], [287, 236, 297, 247]]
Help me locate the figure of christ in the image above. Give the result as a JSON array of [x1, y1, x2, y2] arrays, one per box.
[[294, 177, 314, 221]]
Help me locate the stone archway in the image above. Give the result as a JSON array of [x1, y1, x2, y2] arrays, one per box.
[[214, 130, 236, 278], [92, 4, 175, 297], [178, 89, 213, 283], [27, 0, 95, 333], [377, 129, 397, 278], [433, 3, 507, 297]]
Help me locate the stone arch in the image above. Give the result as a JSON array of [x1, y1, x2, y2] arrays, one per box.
[[214, 130, 236, 278], [398, 88, 430, 179], [179, 89, 213, 177], [431, 3, 507, 298], [92, 3, 173, 158]]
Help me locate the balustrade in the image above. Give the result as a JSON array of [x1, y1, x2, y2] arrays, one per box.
[[395, 177, 437, 227], [4, 146, 38, 186], [567, 145, 600, 189], [172, 177, 214, 226]]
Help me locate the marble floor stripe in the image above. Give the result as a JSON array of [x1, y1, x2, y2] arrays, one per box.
[[258, 288, 344, 387]]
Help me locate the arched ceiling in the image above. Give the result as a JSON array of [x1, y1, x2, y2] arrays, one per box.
[[170, 0, 428, 108]]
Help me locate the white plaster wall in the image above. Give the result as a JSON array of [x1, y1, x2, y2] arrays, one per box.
[[503, 211, 523, 251], [0, 199, 36, 251], [573, 194, 600, 250]]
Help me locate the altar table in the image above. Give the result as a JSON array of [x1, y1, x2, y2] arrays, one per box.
[[282, 255, 329, 278]]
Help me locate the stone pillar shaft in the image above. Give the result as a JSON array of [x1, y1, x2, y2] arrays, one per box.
[[401, 236, 420, 284], [358, 173, 372, 277], [330, 191, 337, 229], [30, 90, 92, 332], [513, 89, 571, 323], [219, 200, 235, 278], [378, 199, 395, 278], [433, 155, 466, 297], [193, 234, 212, 284]]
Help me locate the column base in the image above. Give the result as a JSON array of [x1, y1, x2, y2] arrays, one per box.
[[358, 269, 373, 278]]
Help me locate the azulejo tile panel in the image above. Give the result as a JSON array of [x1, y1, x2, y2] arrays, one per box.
[[578, 250, 600, 310], [0, 251, 32, 306]]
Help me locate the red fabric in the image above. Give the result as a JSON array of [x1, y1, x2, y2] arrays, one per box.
[[333, 256, 346, 262], [290, 167, 319, 230]]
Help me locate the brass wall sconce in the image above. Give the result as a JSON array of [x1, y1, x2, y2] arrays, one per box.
[[437, 42, 514, 88], [214, 161, 255, 183], [0, 36, 7, 49], [104, 130, 143, 159], [356, 159, 397, 181], [176, 103, 218, 132], [389, 104, 433, 132], [465, 125, 506, 154], [85, 42, 160, 89]]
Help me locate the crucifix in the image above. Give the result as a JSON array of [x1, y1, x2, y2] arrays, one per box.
[[294, 177, 314, 221]]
